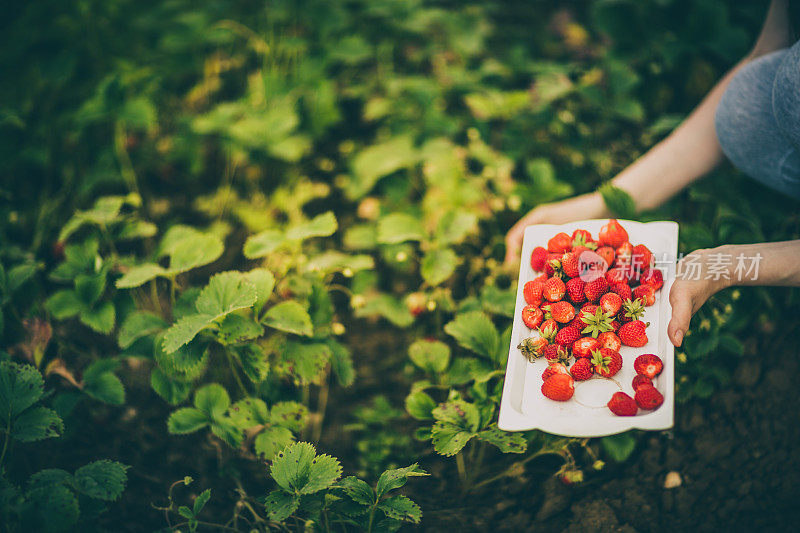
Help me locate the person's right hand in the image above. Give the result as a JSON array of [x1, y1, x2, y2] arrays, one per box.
[[504, 192, 609, 267]]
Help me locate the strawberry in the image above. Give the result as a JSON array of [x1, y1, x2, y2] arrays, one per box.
[[633, 284, 656, 306], [544, 344, 571, 365], [633, 354, 663, 378], [555, 325, 582, 347], [517, 331, 548, 361], [523, 279, 544, 305], [605, 267, 632, 284], [543, 277, 566, 302], [566, 277, 586, 304], [571, 229, 594, 247], [595, 246, 615, 268], [619, 320, 649, 347], [542, 363, 569, 381], [580, 303, 600, 314], [530, 246, 549, 271], [559, 251, 580, 278], [547, 232, 573, 254], [610, 281, 632, 301], [522, 304, 544, 329], [579, 306, 614, 338], [600, 292, 622, 316], [584, 277, 609, 303], [632, 374, 653, 392], [546, 301, 575, 323], [541, 373, 574, 401], [615, 242, 633, 268], [635, 386, 664, 410], [599, 219, 629, 249], [640, 268, 664, 291], [566, 316, 585, 331], [607, 392, 638, 416], [620, 298, 645, 323], [406, 292, 427, 316], [596, 331, 622, 352], [609, 319, 620, 331], [539, 319, 558, 341], [632, 244, 653, 272], [572, 336, 600, 358], [570, 358, 594, 381], [591, 348, 622, 378]]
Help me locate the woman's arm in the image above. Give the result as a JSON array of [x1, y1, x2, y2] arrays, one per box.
[[505, 0, 793, 265], [668, 240, 800, 347]]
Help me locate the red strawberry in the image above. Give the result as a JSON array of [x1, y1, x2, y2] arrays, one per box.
[[610, 281, 632, 301], [635, 386, 664, 410], [609, 319, 620, 331], [547, 301, 575, 323], [523, 279, 544, 305], [539, 319, 558, 341], [560, 252, 580, 278], [544, 344, 571, 364], [607, 392, 638, 416], [542, 363, 569, 381], [632, 374, 654, 392], [522, 305, 544, 329], [620, 298, 645, 323], [571, 229, 594, 247], [633, 354, 663, 378], [640, 268, 664, 291], [633, 284, 656, 306], [543, 277, 566, 302], [580, 303, 600, 314], [541, 373, 574, 401], [591, 348, 622, 378], [615, 242, 633, 268], [599, 219, 629, 249], [596, 331, 622, 352], [566, 277, 586, 304], [566, 316, 585, 331], [530, 246, 549, 271], [632, 244, 653, 272], [579, 306, 613, 338], [595, 246, 615, 268], [605, 267, 632, 284], [555, 325, 582, 347], [517, 331, 548, 361], [619, 320, 649, 347], [547, 232, 572, 254], [572, 336, 600, 358], [570, 358, 594, 381], [600, 292, 622, 316], [584, 277, 609, 303]]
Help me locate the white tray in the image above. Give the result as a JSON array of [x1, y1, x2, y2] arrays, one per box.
[[498, 219, 678, 437]]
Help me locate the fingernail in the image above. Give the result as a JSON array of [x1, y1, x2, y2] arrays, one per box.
[[674, 330, 683, 346]]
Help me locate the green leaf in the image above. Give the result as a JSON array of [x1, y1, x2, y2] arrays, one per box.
[[477, 427, 527, 454], [236, 344, 269, 383], [178, 506, 193, 519], [210, 417, 243, 447], [434, 211, 478, 245], [432, 400, 481, 431], [229, 398, 270, 427], [167, 407, 209, 434], [45, 290, 83, 319], [194, 383, 230, 419], [150, 368, 192, 405], [264, 490, 299, 522], [156, 337, 208, 378], [480, 285, 516, 318], [285, 212, 338, 241], [601, 432, 637, 462], [270, 401, 309, 433], [216, 314, 263, 344], [168, 234, 224, 274], [421, 248, 458, 286], [79, 300, 115, 334], [377, 495, 422, 523], [7, 262, 38, 293], [348, 136, 417, 199], [115, 263, 166, 289], [306, 251, 374, 274], [162, 314, 215, 353], [74, 271, 106, 305], [444, 311, 500, 361], [339, 476, 375, 506], [270, 442, 342, 495], [27, 483, 79, 531], [375, 464, 428, 498], [263, 301, 313, 336], [118, 311, 167, 349], [84, 371, 125, 405], [599, 183, 637, 219], [11, 406, 63, 442], [327, 340, 355, 387], [0, 361, 45, 422], [354, 294, 414, 327], [72, 460, 129, 501], [243, 229, 285, 259], [254, 426, 295, 461], [718, 334, 745, 356], [430, 425, 475, 457], [195, 271, 258, 316], [28, 469, 72, 490], [405, 391, 436, 420], [376, 213, 426, 244], [408, 340, 450, 374], [193, 489, 212, 515], [244, 268, 275, 314], [276, 341, 330, 385]]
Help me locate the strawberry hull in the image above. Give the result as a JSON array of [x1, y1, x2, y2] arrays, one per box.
[[499, 219, 677, 438]]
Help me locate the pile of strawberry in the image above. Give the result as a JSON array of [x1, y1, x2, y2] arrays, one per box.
[[516, 219, 666, 416]]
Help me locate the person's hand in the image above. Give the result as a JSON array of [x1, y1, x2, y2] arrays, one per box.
[[504, 192, 608, 267], [667, 247, 731, 347]]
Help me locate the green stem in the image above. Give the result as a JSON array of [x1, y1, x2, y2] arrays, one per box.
[[114, 121, 140, 196], [0, 428, 10, 468], [456, 452, 468, 490], [225, 349, 248, 397], [367, 505, 376, 533]]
